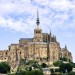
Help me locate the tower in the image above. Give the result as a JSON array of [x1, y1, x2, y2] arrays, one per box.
[[34, 10, 42, 42]]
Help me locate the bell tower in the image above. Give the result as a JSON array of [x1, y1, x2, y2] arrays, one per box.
[[34, 10, 42, 42]]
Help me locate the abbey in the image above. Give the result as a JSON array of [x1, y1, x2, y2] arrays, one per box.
[[0, 11, 72, 71]]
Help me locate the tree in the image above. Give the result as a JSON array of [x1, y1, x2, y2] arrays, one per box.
[[60, 57, 63, 60], [0, 62, 10, 74], [53, 60, 63, 67], [16, 70, 44, 75], [60, 56, 68, 61], [34, 70, 44, 75], [50, 69, 54, 74], [65, 63, 72, 73], [59, 63, 66, 74], [68, 72, 75, 75], [41, 63, 47, 68], [62, 57, 68, 61], [59, 63, 73, 74], [70, 62, 75, 68], [29, 66, 32, 71]]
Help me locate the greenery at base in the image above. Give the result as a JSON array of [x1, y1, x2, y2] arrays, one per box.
[[50, 69, 54, 74], [17, 59, 42, 71], [60, 57, 68, 61], [7, 59, 75, 75], [55, 68, 60, 72], [66, 63, 72, 73], [41, 63, 48, 68], [53, 59, 75, 69], [65, 72, 75, 75], [53, 60, 73, 74], [8, 70, 43, 75], [16, 70, 44, 75], [53, 60, 63, 67], [8, 59, 44, 75], [50, 69, 62, 75], [15, 59, 43, 75], [70, 62, 75, 68], [0, 62, 10, 74], [59, 63, 72, 74]]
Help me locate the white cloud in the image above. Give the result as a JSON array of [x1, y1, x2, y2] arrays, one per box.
[[50, 0, 71, 10], [0, 16, 29, 32], [0, 0, 75, 32]]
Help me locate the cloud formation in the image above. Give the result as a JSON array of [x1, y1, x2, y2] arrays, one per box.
[[0, 0, 75, 33]]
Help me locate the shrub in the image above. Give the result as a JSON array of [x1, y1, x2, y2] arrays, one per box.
[[41, 63, 47, 68], [0, 62, 10, 74]]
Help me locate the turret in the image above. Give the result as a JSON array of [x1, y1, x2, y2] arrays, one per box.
[[49, 31, 52, 42], [65, 45, 67, 50], [54, 36, 56, 42]]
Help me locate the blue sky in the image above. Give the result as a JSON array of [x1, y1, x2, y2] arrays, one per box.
[[0, 0, 75, 62]]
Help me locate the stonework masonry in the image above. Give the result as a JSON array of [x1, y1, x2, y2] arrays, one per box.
[[0, 12, 73, 71]]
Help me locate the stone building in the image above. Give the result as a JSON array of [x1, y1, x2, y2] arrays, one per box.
[[61, 45, 73, 62], [0, 11, 72, 71], [0, 50, 8, 62]]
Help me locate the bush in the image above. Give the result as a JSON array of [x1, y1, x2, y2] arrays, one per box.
[[65, 63, 72, 73], [70, 62, 75, 68], [53, 60, 63, 67], [63, 57, 68, 61], [16, 70, 44, 75], [59, 63, 66, 74], [41, 63, 47, 68], [25, 60, 37, 65], [50, 69, 54, 74], [55, 69, 60, 72], [59, 63, 73, 74], [0, 62, 10, 74], [65, 72, 75, 75], [69, 72, 75, 75]]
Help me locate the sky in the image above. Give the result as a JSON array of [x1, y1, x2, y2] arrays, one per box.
[[0, 0, 75, 62]]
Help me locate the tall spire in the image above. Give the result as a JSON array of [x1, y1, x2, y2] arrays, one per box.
[[55, 36, 56, 42], [50, 30, 51, 35], [36, 9, 40, 26], [65, 44, 67, 50]]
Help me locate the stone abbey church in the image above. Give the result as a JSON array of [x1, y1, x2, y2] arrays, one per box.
[[0, 11, 72, 71]]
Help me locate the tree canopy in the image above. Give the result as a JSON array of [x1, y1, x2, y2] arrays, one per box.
[[53, 60, 63, 67], [0, 62, 10, 74], [59, 63, 73, 74]]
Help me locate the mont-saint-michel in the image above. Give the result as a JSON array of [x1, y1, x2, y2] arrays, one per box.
[[0, 11, 72, 73]]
